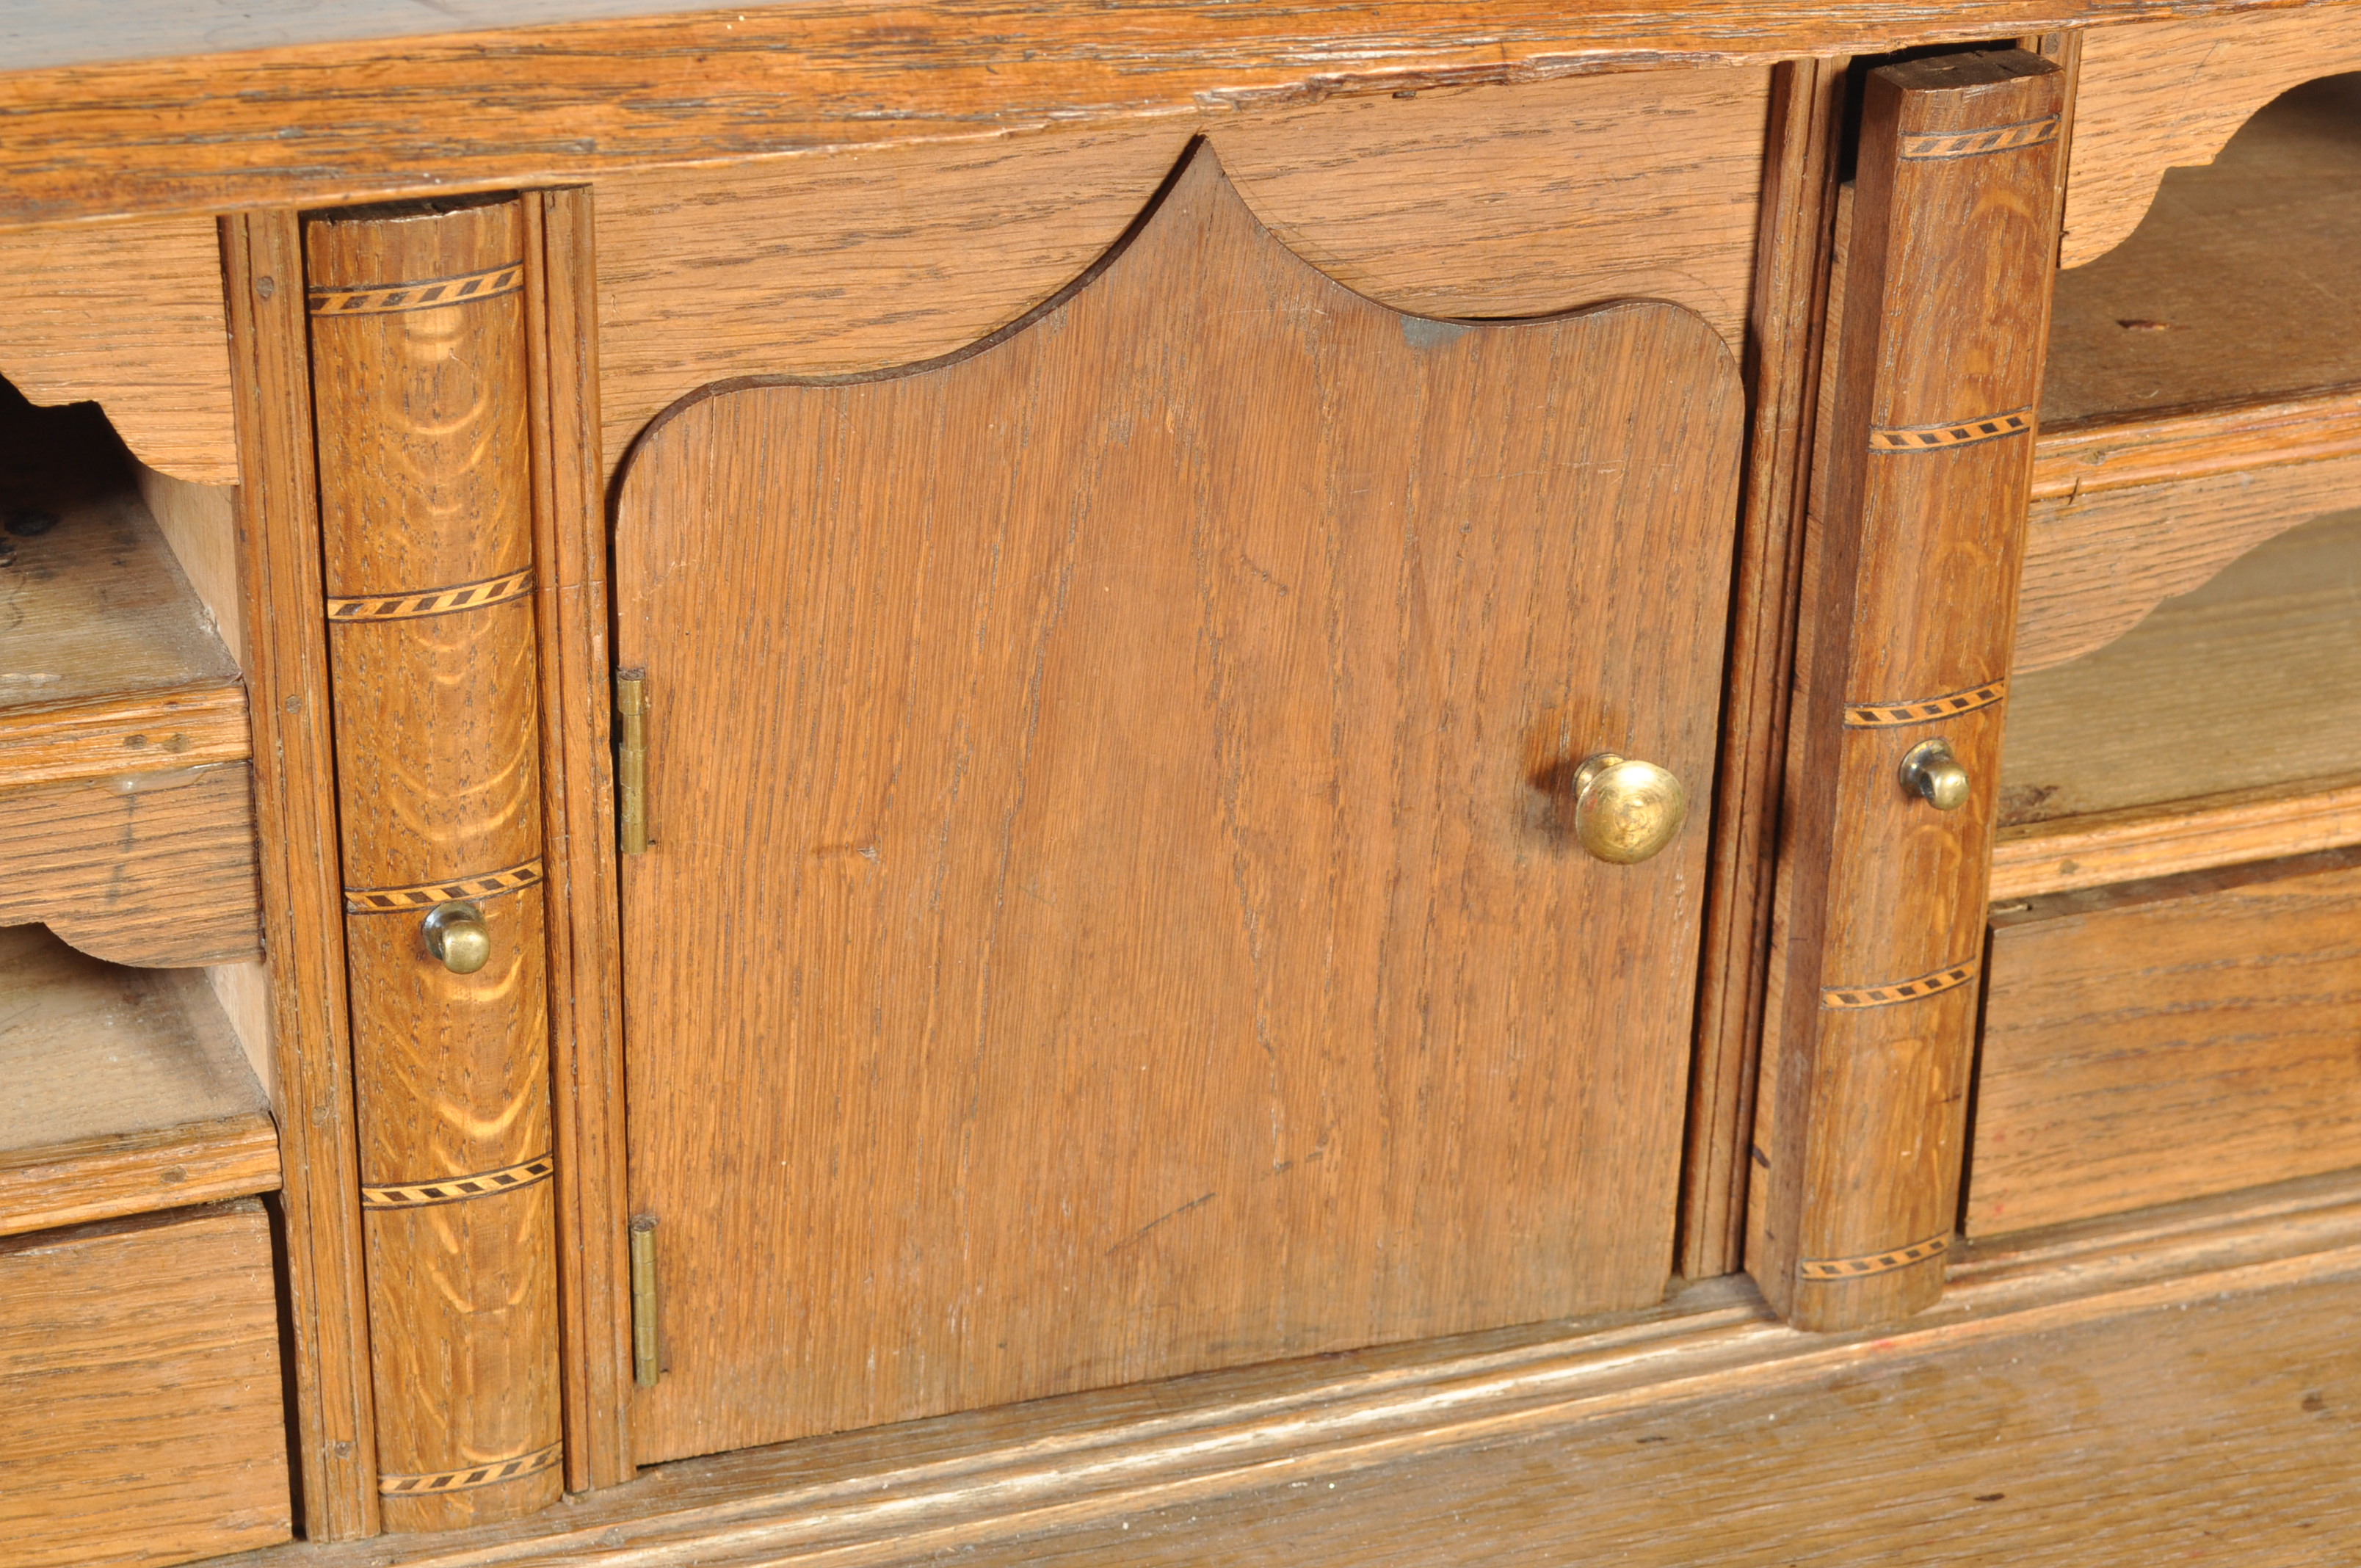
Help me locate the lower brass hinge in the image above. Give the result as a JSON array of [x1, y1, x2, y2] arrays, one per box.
[[616, 669, 648, 855], [630, 1214, 663, 1387]]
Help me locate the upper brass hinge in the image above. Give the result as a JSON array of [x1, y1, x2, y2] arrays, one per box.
[[630, 1213, 663, 1387], [615, 669, 648, 855]]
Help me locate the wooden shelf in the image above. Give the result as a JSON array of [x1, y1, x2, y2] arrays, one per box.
[[0, 381, 260, 966], [0, 923, 277, 1239], [1997, 506, 2361, 898], [2020, 76, 2361, 675]]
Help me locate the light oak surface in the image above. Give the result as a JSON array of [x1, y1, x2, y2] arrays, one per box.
[[200, 1169, 2361, 1568], [0, 921, 277, 1238], [2001, 507, 2361, 827], [2019, 421, 2361, 672], [0, 1199, 291, 1568], [0, 0, 2303, 227], [2050, 72, 2361, 426], [1990, 772, 2361, 899], [1974, 850, 2361, 1235], [617, 142, 1742, 1462], [595, 67, 1767, 476], [0, 385, 261, 965], [0, 216, 236, 483], [2061, 6, 2361, 268], [307, 195, 563, 1531], [223, 207, 383, 1540]]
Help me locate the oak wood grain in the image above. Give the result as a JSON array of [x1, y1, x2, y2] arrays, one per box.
[[0, 765, 262, 967], [0, 0, 2304, 228], [0, 1200, 291, 1568], [2061, 6, 2361, 269], [594, 66, 1767, 476], [1972, 849, 2361, 1235], [1678, 57, 1848, 1282], [0, 216, 236, 483], [616, 141, 1743, 1462], [2001, 506, 2361, 827], [136, 462, 246, 669], [195, 1169, 2361, 1568], [1990, 772, 2361, 899], [0, 391, 246, 783], [222, 207, 382, 1541], [0, 922, 275, 1237], [1752, 51, 2065, 1331], [2050, 73, 2361, 424], [523, 185, 636, 1492], [306, 195, 563, 1531]]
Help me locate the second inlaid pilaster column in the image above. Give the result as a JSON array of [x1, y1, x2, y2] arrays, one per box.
[[307, 195, 562, 1529], [1752, 50, 2067, 1332]]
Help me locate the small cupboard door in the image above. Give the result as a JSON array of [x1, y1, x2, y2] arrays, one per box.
[[613, 143, 1743, 1463]]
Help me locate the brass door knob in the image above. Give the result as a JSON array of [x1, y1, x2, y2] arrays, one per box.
[[1569, 752, 1688, 864], [423, 901, 491, 974], [1900, 738, 1971, 811]]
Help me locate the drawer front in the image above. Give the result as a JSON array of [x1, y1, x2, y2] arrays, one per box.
[[1969, 850, 2361, 1235], [0, 1199, 290, 1568]]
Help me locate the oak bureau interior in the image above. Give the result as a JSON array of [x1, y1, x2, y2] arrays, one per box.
[[4, 4, 2361, 1565]]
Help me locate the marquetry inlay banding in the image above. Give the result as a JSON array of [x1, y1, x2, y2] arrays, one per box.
[[327, 567, 534, 623], [345, 859, 544, 913], [1898, 115, 2059, 160], [378, 1440, 562, 1497], [1868, 407, 2034, 451], [362, 1153, 555, 1210], [1844, 680, 2006, 727], [1796, 1235, 1950, 1281], [1821, 961, 1979, 1011], [309, 261, 525, 317]]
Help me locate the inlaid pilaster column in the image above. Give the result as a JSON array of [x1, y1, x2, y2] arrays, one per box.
[[306, 195, 562, 1528]]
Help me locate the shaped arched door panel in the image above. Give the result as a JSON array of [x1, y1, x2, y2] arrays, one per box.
[[612, 141, 1743, 1463]]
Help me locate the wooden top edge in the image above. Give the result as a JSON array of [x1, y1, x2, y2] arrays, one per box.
[[0, 680, 251, 788], [0, 0, 2310, 227], [2032, 383, 2361, 498], [1993, 771, 2361, 852], [0, 1108, 280, 1238]]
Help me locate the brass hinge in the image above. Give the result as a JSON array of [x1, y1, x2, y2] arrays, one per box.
[[630, 1214, 663, 1388], [616, 669, 648, 855]]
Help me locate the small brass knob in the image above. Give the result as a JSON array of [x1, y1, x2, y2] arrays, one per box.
[[423, 901, 491, 975], [1900, 738, 1971, 811], [1569, 752, 1688, 865]]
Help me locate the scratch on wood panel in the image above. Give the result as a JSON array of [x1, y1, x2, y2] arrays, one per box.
[[1107, 1192, 1217, 1258]]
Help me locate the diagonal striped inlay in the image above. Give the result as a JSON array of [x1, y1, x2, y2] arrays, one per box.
[[309, 261, 525, 317], [1844, 680, 2006, 727], [346, 859, 543, 914], [378, 1440, 562, 1497], [1822, 961, 1979, 1011], [363, 1153, 554, 1210], [327, 568, 534, 623], [1898, 115, 2059, 160], [1797, 1235, 1949, 1281], [1869, 407, 2034, 452]]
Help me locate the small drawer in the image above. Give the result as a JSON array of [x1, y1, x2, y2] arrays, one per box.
[[0, 1199, 291, 1568], [1966, 847, 2361, 1237]]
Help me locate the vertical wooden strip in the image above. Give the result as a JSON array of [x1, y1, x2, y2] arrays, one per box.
[[308, 197, 564, 1531], [1678, 55, 1849, 1282], [1753, 50, 2066, 1332], [526, 186, 636, 1490], [220, 208, 382, 1539]]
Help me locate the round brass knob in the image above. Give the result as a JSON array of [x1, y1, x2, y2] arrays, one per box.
[[1900, 738, 1971, 812], [1569, 752, 1688, 865], [423, 901, 491, 975]]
